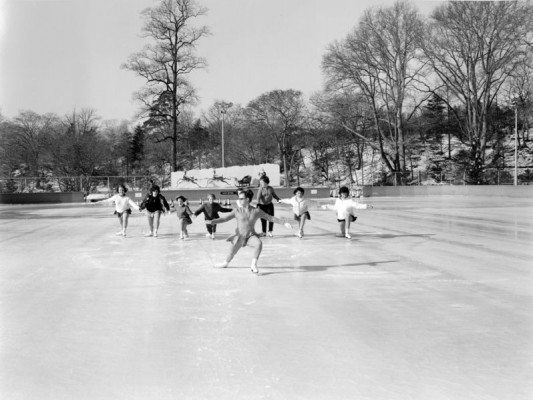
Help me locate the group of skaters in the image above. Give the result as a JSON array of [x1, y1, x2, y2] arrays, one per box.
[[96, 175, 373, 274]]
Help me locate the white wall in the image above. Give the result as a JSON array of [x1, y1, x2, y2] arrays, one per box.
[[170, 164, 280, 189]]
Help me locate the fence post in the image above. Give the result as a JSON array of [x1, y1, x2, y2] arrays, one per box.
[[107, 177, 110, 194]]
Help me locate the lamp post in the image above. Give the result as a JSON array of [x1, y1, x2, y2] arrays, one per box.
[[218, 102, 233, 168], [514, 103, 518, 186]]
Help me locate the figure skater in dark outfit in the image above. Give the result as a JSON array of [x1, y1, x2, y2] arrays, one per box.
[[255, 175, 280, 237], [139, 185, 170, 237], [207, 189, 293, 274], [193, 193, 232, 239]]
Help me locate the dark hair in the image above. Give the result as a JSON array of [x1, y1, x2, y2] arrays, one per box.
[[259, 175, 270, 184], [293, 187, 304, 195], [175, 195, 187, 202], [117, 184, 128, 193], [150, 185, 160, 193], [208, 193, 216, 199], [239, 189, 254, 201], [339, 186, 350, 196]]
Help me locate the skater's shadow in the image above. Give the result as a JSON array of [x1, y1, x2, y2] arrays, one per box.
[[366, 233, 435, 239], [272, 233, 435, 240], [259, 259, 398, 276]]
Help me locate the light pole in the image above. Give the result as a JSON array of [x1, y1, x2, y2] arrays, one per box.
[[218, 102, 232, 168], [221, 109, 226, 168], [514, 103, 518, 186]]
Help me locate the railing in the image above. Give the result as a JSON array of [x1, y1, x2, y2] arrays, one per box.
[[0, 168, 531, 194], [369, 167, 533, 186], [0, 175, 169, 195]]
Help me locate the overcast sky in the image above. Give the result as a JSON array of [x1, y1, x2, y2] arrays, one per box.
[[0, 0, 441, 123]]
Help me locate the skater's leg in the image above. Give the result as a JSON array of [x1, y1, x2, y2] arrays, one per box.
[[154, 211, 161, 234], [247, 236, 263, 273], [215, 240, 243, 268], [146, 213, 154, 236], [345, 215, 352, 238], [178, 219, 185, 239], [122, 213, 130, 236], [299, 214, 308, 235], [267, 203, 274, 235], [338, 220, 345, 236]]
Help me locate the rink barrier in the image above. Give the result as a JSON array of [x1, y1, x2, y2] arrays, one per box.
[[0, 192, 84, 204], [366, 185, 533, 197], [2, 185, 531, 204]]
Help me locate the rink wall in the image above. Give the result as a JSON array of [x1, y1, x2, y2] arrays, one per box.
[[365, 185, 533, 197], [0, 192, 84, 204], [1, 185, 531, 204]]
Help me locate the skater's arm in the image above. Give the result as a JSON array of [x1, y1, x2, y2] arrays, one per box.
[[215, 203, 233, 213], [139, 196, 149, 211], [269, 186, 280, 202], [161, 196, 170, 212], [351, 200, 373, 209], [96, 194, 116, 205], [127, 198, 140, 211], [256, 209, 292, 228], [193, 204, 205, 216], [208, 211, 236, 224]]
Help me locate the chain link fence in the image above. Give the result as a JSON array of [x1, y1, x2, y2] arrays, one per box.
[[0, 175, 169, 198], [0, 168, 530, 196]]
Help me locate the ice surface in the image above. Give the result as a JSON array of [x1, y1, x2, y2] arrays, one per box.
[[0, 196, 532, 400]]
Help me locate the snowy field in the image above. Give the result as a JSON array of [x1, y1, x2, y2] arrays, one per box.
[[1, 195, 532, 400]]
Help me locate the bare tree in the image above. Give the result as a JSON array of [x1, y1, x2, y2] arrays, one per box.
[[245, 90, 306, 186], [323, 1, 426, 185], [310, 91, 374, 186], [8, 111, 59, 177], [122, 0, 209, 171], [422, 1, 533, 183]]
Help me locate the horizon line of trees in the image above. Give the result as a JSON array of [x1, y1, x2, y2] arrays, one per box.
[[1, 0, 532, 190]]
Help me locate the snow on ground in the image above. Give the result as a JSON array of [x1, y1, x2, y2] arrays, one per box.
[[0, 195, 532, 400]]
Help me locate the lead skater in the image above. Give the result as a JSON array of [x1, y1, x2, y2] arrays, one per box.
[[321, 186, 373, 239], [207, 189, 293, 274]]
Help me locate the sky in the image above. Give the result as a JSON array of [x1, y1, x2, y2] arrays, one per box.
[[0, 0, 442, 123]]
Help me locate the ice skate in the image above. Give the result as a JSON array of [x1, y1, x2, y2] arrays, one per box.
[[214, 261, 228, 268]]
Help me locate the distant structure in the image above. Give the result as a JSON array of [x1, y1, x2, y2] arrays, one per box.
[[170, 164, 280, 189]]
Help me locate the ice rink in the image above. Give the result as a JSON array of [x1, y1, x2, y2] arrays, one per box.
[[1, 195, 532, 400]]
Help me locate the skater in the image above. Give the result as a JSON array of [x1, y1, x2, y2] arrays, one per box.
[[255, 175, 280, 237], [207, 189, 293, 274], [321, 186, 373, 239], [171, 196, 194, 239], [193, 193, 232, 239], [96, 184, 139, 237], [279, 186, 310, 238], [139, 185, 170, 237]]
